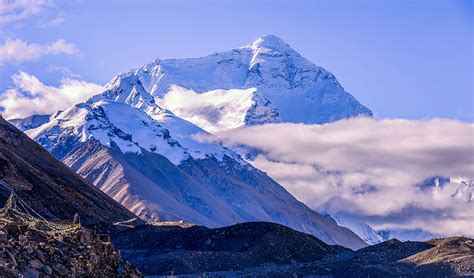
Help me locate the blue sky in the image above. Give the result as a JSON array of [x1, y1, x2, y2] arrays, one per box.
[[1, 0, 473, 120]]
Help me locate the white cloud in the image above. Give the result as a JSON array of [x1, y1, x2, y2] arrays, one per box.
[[204, 118, 474, 237], [47, 65, 82, 79], [39, 14, 63, 27], [0, 71, 103, 119], [0, 0, 52, 24], [0, 38, 81, 64], [156, 85, 257, 133]]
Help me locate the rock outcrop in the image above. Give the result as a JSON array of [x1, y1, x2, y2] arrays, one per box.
[[0, 193, 141, 277]]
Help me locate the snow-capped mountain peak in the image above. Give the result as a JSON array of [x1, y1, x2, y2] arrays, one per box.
[[90, 74, 164, 117], [247, 35, 299, 65], [450, 177, 473, 202], [249, 35, 292, 52], [90, 35, 372, 133]]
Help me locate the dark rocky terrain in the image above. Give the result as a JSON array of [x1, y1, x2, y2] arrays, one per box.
[[0, 216, 141, 277], [0, 116, 140, 231], [402, 237, 474, 275], [113, 223, 474, 277], [112, 222, 349, 275]]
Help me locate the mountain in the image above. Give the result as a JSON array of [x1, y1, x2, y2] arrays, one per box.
[[377, 229, 440, 242], [373, 176, 473, 242], [108, 35, 372, 133], [0, 116, 138, 231], [331, 214, 438, 244], [11, 35, 373, 249], [23, 84, 367, 249], [9, 113, 56, 131], [450, 176, 473, 202], [327, 175, 473, 244], [420, 176, 473, 202], [330, 214, 384, 245]]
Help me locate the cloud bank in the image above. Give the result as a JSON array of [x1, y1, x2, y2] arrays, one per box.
[[0, 71, 102, 119], [0, 38, 81, 63], [0, 0, 52, 24], [205, 118, 474, 237]]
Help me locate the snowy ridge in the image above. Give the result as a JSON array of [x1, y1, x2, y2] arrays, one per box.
[[377, 229, 439, 242], [330, 214, 383, 245], [28, 99, 238, 165], [90, 74, 164, 117], [9, 112, 60, 131], [450, 177, 473, 202], [333, 176, 472, 244], [106, 35, 371, 132]]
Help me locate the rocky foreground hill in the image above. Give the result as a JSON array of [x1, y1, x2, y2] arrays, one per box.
[[0, 216, 141, 277]]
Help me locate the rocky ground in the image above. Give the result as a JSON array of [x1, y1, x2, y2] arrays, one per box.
[[0, 220, 141, 277], [113, 223, 474, 277], [112, 222, 349, 275], [402, 237, 474, 275]]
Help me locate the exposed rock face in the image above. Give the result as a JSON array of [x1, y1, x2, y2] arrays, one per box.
[[0, 219, 141, 277], [61, 138, 366, 250], [0, 116, 139, 231]]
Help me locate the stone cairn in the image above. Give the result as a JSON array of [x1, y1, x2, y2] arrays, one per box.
[[0, 192, 142, 277]]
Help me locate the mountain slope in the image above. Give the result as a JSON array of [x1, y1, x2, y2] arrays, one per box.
[[0, 116, 138, 230], [9, 114, 54, 131], [402, 237, 474, 274], [111, 35, 371, 132], [25, 90, 366, 249], [330, 214, 383, 245]]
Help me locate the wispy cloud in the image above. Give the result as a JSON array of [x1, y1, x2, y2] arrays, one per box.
[[203, 118, 474, 237], [47, 65, 82, 79], [0, 0, 52, 24], [0, 38, 81, 64], [39, 14, 63, 27], [0, 71, 103, 119]]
